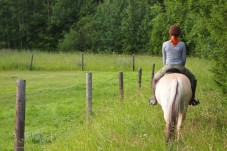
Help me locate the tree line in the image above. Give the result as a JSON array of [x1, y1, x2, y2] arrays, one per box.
[[0, 0, 226, 94]]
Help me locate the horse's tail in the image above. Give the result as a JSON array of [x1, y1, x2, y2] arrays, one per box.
[[165, 79, 182, 143]]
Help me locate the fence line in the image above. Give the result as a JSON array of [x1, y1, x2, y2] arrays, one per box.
[[0, 94, 15, 100], [2, 69, 151, 103], [3, 84, 85, 107], [9, 53, 149, 71], [11, 69, 158, 150], [0, 84, 85, 100], [1, 68, 154, 103], [80, 53, 139, 72]]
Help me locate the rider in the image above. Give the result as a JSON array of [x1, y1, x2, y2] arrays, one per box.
[[149, 24, 200, 106]]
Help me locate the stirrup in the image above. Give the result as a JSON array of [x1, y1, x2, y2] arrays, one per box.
[[148, 97, 157, 105], [189, 98, 200, 106]]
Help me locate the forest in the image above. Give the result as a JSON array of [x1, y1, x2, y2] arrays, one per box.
[[0, 0, 226, 94]]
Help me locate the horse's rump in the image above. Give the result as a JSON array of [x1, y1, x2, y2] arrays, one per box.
[[155, 73, 192, 143]]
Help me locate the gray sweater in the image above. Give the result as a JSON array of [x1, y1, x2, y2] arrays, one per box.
[[162, 40, 186, 65]]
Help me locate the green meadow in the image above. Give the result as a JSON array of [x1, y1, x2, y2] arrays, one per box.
[[0, 50, 226, 150]]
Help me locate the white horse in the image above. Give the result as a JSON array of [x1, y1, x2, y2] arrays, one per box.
[[155, 73, 192, 143]]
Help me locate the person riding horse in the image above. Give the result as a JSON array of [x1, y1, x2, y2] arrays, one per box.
[[149, 24, 200, 106]]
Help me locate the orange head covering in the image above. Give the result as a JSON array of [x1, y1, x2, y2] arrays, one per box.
[[169, 24, 181, 46], [171, 36, 180, 46]]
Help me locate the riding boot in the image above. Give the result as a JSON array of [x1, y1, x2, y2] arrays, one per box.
[[149, 80, 157, 105], [189, 80, 200, 106]]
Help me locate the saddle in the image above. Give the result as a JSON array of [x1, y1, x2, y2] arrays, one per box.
[[165, 68, 181, 74], [154, 68, 182, 89]]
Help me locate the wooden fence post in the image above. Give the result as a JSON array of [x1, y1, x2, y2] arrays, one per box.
[[29, 54, 33, 71], [82, 53, 84, 71], [151, 64, 155, 89], [119, 71, 124, 100], [138, 68, 142, 93], [132, 54, 135, 71], [14, 80, 26, 151], [86, 72, 92, 120]]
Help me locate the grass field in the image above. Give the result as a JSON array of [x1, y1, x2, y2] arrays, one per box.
[[0, 50, 226, 150]]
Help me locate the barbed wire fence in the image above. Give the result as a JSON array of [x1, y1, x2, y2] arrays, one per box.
[[0, 64, 156, 150]]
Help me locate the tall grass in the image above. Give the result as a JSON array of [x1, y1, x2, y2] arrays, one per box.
[[0, 50, 226, 150], [0, 50, 161, 71]]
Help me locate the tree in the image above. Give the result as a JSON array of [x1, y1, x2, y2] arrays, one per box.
[[208, 1, 227, 94], [0, 0, 13, 48], [121, 0, 152, 54], [149, 3, 168, 55]]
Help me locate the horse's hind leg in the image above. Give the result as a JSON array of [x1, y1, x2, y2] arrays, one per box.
[[176, 111, 187, 141], [176, 113, 184, 141], [165, 120, 177, 144]]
